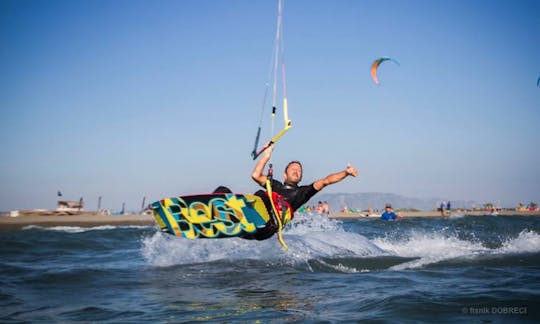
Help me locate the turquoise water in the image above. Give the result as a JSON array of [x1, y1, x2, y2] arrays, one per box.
[[1, 214, 539, 322]]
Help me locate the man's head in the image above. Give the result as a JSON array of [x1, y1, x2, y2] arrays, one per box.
[[284, 161, 303, 185], [385, 203, 392, 211]]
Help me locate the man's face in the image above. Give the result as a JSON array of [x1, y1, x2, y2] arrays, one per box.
[[284, 162, 302, 184]]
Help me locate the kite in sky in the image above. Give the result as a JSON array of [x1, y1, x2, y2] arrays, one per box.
[[370, 57, 400, 85]]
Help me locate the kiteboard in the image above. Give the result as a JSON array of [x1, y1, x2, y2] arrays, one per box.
[[150, 193, 272, 239]]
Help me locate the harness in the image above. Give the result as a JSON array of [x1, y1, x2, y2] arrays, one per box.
[[265, 165, 293, 250]]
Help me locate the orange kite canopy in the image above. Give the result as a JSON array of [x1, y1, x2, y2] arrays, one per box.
[[370, 57, 400, 84]]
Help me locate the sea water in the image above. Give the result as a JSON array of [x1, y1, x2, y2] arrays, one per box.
[[1, 214, 539, 322]]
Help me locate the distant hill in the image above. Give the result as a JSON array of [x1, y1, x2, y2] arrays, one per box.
[[312, 192, 477, 212]]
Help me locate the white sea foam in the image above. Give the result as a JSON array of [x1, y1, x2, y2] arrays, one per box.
[[141, 212, 540, 270], [498, 229, 540, 254], [141, 212, 384, 268], [281, 213, 385, 261], [372, 229, 540, 270], [316, 259, 366, 273], [373, 231, 489, 270], [141, 231, 280, 267], [286, 212, 344, 235]]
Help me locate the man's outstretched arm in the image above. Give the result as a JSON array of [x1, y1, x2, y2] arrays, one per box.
[[313, 163, 358, 191]]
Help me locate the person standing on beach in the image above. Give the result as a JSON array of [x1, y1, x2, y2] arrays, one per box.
[[439, 201, 446, 217]]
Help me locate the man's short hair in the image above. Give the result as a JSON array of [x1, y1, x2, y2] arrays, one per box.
[[285, 160, 302, 172]]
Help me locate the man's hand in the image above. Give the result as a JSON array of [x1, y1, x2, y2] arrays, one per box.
[[345, 163, 358, 177], [252, 142, 274, 187], [262, 142, 274, 159]]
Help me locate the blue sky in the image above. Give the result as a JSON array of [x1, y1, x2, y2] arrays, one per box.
[[1, 0, 539, 211]]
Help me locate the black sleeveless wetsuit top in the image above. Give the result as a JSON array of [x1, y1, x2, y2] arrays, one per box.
[[243, 179, 318, 241], [268, 179, 318, 212]]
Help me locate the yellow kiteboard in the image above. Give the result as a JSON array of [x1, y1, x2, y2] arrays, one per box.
[[150, 193, 273, 239]]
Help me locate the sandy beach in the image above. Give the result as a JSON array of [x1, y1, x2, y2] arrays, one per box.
[[0, 211, 155, 230], [1, 209, 539, 230]]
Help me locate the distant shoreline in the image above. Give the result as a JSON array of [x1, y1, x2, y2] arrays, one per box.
[[0, 210, 539, 230], [329, 210, 540, 219]]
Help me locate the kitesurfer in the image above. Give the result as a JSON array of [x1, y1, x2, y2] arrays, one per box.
[[246, 143, 358, 239]]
